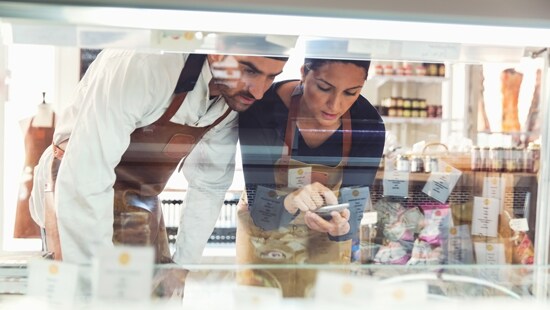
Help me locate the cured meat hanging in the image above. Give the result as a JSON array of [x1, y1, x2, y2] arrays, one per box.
[[501, 68, 523, 133]]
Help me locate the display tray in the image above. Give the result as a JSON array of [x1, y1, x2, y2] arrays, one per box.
[[0, 263, 549, 308]]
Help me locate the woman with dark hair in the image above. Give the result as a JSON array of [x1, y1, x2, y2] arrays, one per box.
[[237, 58, 385, 297]]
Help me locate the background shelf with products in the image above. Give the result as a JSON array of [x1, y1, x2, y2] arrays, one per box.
[[366, 169, 537, 266], [364, 61, 452, 149]]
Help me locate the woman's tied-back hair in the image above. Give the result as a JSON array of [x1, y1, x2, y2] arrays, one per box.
[[303, 58, 371, 79]]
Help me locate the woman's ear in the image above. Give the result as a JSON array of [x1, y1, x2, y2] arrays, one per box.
[[300, 64, 306, 81]]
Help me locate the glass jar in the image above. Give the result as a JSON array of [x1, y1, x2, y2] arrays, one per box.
[[490, 147, 505, 172], [471, 146, 481, 171]]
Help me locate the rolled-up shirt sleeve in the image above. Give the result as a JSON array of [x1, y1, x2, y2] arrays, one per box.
[[172, 111, 238, 265]]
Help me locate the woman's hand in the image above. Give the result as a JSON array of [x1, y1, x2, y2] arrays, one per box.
[[283, 182, 338, 214], [304, 208, 351, 237]]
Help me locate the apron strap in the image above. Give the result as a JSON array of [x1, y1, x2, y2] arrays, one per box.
[[177, 106, 233, 172], [158, 54, 207, 124], [282, 85, 352, 165]]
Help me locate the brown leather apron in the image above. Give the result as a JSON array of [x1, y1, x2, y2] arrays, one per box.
[[236, 86, 352, 297], [14, 114, 55, 238], [46, 54, 232, 262]]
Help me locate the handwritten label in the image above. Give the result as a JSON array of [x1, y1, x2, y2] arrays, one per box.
[[361, 212, 378, 225], [509, 218, 529, 232]]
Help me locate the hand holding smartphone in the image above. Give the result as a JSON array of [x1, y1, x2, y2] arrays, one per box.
[[313, 203, 350, 218]]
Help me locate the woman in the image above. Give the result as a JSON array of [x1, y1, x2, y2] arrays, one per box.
[[237, 58, 386, 297]]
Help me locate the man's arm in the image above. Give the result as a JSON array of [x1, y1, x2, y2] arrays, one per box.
[[172, 112, 238, 265]]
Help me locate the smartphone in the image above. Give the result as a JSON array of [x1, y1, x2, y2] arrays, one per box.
[[313, 203, 350, 217]]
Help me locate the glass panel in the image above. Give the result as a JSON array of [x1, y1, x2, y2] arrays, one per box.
[[0, 0, 548, 305]]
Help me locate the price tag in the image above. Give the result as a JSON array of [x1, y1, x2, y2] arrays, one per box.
[[250, 185, 285, 231], [361, 212, 378, 225], [474, 242, 506, 265], [509, 218, 529, 232], [447, 225, 474, 264], [27, 259, 79, 307], [474, 242, 507, 282], [383, 170, 409, 198], [422, 162, 462, 203], [92, 245, 154, 303], [482, 176, 506, 211], [288, 166, 311, 189], [340, 186, 372, 215], [471, 197, 500, 237]]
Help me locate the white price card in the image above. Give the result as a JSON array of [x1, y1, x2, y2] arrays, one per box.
[[474, 242, 507, 282], [471, 197, 500, 237], [482, 176, 506, 211], [314, 271, 377, 306], [482, 176, 505, 200], [474, 242, 506, 265], [27, 259, 79, 307], [509, 218, 529, 232], [422, 162, 462, 203], [288, 166, 311, 189], [383, 170, 409, 198], [361, 212, 378, 225], [92, 245, 154, 302]]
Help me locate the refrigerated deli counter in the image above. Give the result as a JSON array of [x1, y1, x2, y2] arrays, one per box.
[[0, 0, 550, 308]]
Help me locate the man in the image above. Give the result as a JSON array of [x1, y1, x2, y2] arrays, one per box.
[[30, 37, 290, 284]]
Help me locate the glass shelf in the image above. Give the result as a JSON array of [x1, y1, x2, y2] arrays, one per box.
[[382, 117, 446, 124], [370, 75, 448, 84]]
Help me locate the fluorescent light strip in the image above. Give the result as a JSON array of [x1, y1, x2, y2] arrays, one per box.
[[59, 7, 550, 47]]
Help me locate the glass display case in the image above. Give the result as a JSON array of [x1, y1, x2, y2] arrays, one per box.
[[0, 0, 549, 307]]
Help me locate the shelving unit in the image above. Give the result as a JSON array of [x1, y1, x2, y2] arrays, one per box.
[[364, 64, 453, 149], [371, 169, 538, 265]]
